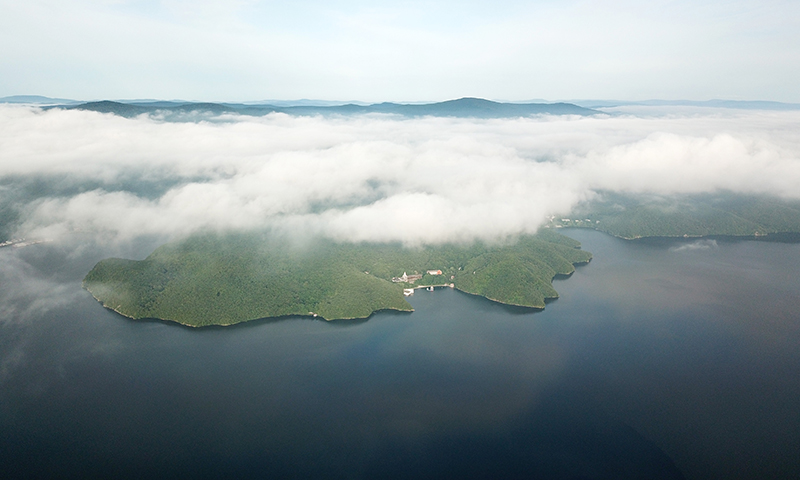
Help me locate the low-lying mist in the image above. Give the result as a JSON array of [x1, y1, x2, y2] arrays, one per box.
[[2, 105, 799, 247]]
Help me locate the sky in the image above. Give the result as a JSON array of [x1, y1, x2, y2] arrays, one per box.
[[1, 0, 799, 102]]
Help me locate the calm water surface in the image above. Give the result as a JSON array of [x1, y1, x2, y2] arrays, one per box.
[[1, 230, 799, 479]]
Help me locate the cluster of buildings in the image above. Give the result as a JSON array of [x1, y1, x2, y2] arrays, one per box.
[[394, 269, 449, 296], [392, 272, 423, 283], [391, 269, 444, 284], [543, 216, 600, 229]]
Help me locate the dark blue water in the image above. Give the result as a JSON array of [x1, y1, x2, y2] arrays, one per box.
[[1, 230, 799, 479]]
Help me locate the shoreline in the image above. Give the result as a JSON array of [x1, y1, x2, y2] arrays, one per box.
[[84, 282, 415, 327], [560, 227, 800, 243], [85, 254, 593, 327]]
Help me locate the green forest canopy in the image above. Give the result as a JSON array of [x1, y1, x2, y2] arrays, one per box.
[[84, 230, 592, 327]]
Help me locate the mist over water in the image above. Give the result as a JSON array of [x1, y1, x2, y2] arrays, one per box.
[[1, 230, 799, 479], [2, 105, 800, 246]]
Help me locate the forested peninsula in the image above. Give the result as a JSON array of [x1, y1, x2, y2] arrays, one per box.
[[549, 193, 800, 240], [84, 231, 592, 327]]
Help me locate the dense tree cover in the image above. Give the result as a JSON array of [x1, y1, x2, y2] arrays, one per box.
[[556, 193, 800, 239], [84, 231, 592, 326]]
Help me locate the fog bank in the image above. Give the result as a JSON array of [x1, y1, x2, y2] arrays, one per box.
[[2, 106, 799, 245]]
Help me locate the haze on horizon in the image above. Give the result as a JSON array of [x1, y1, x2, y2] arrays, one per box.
[[1, 0, 799, 103]]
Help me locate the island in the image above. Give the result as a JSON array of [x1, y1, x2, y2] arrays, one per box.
[[83, 231, 592, 327]]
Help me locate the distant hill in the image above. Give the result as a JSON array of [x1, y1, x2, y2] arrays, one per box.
[[64, 101, 153, 116], [62, 100, 239, 117], [55, 97, 600, 119], [335, 97, 597, 117], [10, 95, 799, 112], [0, 95, 79, 105], [573, 99, 800, 110]]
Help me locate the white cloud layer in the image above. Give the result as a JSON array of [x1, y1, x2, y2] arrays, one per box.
[[2, 105, 800, 245]]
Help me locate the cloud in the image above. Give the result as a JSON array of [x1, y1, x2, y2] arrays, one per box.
[[2, 105, 800, 246], [0, 249, 82, 325], [670, 239, 719, 252], [576, 131, 800, 197]]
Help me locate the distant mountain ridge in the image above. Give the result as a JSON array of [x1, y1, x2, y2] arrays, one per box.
[[53, 97, 599, 119], [0, 95, 80, 105], [572, 99, 800, 110], [7, 95, 800, 112]]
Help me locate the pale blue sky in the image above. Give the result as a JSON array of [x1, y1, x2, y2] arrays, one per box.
[[1, 0, 798, 102]]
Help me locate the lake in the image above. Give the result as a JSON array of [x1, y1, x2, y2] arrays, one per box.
[[1, 230, 799, 479]]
